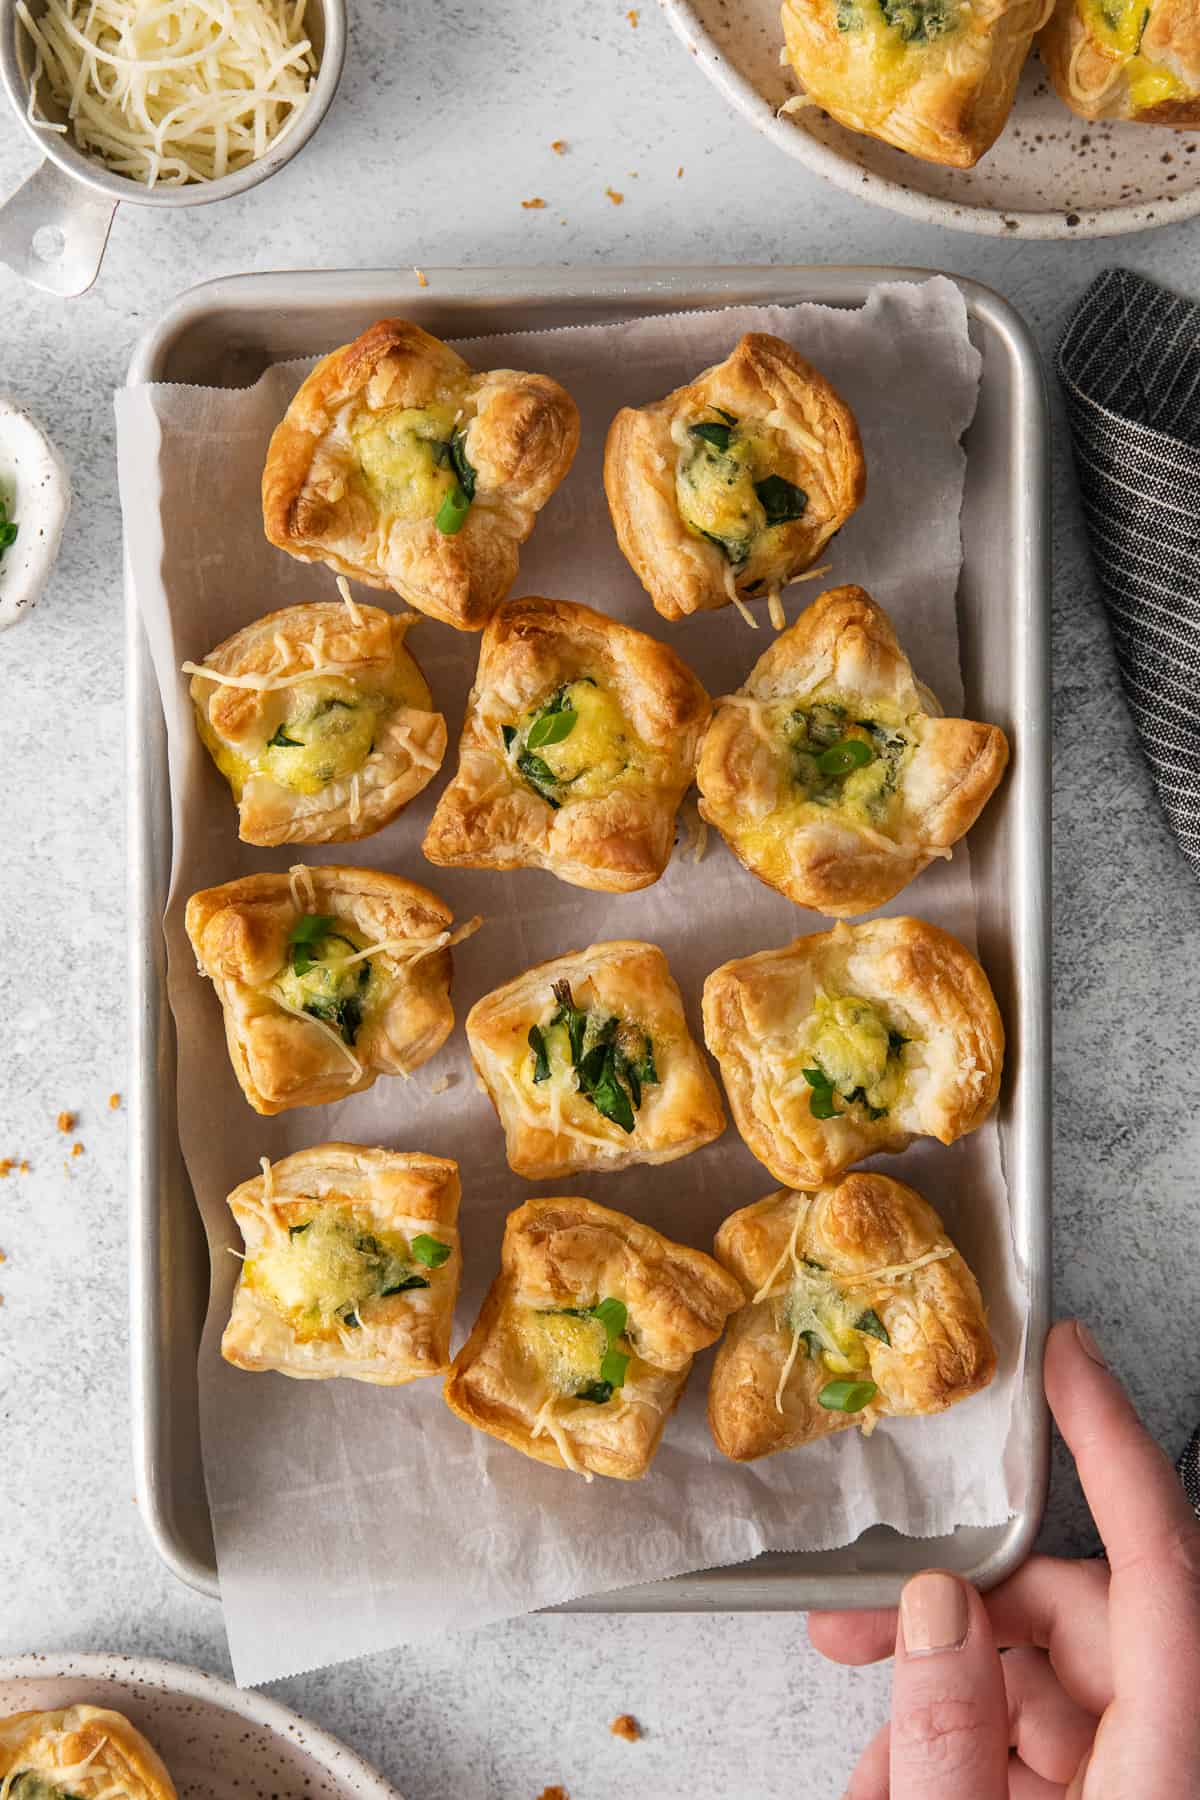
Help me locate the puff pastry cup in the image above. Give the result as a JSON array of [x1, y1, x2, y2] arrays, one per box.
[[708, 1174, 995, 1460], [185, 866, 476, 1115], [262, 318, 580, 632], [781, 0, 1047, 168], [1040, 0, 1200, 122], [604, 333, 865, 624], [696, 586, 1009, 917], [0, 1705, 177, 1800], [444, 1196, 744, 1480], [186, 598, 446, 846], [465, 940, 726, 1180], [222, 1144, 461, 1383], [702, 917, 1004, 1187], [422, 596, 712, 891]]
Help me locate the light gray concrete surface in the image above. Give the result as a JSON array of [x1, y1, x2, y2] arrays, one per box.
[[1, 2, 1199, 1795]]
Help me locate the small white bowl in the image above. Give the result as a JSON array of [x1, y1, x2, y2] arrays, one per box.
[[0, 394, 70, 633], [0, 1652, 405, 1799]]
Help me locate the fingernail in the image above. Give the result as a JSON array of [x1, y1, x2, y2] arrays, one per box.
[[1075, 1320, 1107, 1367], [899, 1571, 969, 1655]]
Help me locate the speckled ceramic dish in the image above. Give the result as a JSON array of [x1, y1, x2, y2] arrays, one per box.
[[659, 0, 1200, 237], [0, 1654, 403, 1798]]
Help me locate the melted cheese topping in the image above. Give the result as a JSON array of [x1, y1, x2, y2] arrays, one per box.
[[1074, 0, 1184, 108], [509, 679, 654, 802], [758, 989, 908, 1118], [351, 403, 461, 519], [1, 1736, 120, 1800], [519, 1308, 608, 1395], [676, 429, 765, 554], [243, 1199, 421, 1341], [17, 0, 316, 188]]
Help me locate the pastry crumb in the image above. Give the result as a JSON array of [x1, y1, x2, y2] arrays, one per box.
[[413, 267, 428, 288], [536, 1790, 570, 1800], [627, 7, 639, 22], [56, 1111, 76, 1133], [611, 1714, 641, 1741], [430, 1073, 453, 1095], [605, 187, 624, 204], [0, 1249, 7, 1264], [677, 164, 684, 177], [71, 1142, 84, 1158], [551, 139, 567, 154], [522, 196, 547, 209], [0, 1160, 11, 1179], [108, 1092, 121, 1110]]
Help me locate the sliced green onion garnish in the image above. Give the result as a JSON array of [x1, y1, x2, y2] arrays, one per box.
[[592, 1297, 628, 1342], [411, 1234, 451, 1269], [818, 1378, 877, 1412], [435, 482, 471, 535], [599, 1347, 629, 1389], [803, 1068, 838, 1121], [817, 738, 874, 776]]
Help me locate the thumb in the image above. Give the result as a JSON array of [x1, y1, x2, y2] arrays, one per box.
[[889, 1571, 1010, 1800]]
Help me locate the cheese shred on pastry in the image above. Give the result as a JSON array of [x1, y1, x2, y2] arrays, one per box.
[[708, 1173, 995, 1460], [186, 598, 446, 845], [604, 333, 864, 624], [696, 585, 1009, 916], [222, 1143, 461, 1384], [185, 866, 477, 1115], [445, 1196, 744, 1481], [423, 596, 712, 891], [0, 1705, 177, 1800], [782, 0, 1050, 167], [702, 916, 1004, 1187], [262, 318, 580, 631]]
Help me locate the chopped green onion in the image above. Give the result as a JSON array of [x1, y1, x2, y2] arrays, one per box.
[[448, 431, 477, 499], [803, 1067, 839, 1121], [818, 1378, 877, 1412], [817, 738, 874, 776], [855, 1309, 890, 1345], [411, 1234, 451, 1269], [435, 482, 471, 535], [526, 706, 577, 750], [600, 1346, 630, 1389], [592, 1297, 628, 1342]]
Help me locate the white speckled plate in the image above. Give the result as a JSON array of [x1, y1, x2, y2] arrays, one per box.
[[0, 1655, 403, 1799], [659, 0, 1200, 236]]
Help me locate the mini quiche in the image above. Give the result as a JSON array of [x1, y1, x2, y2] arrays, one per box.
[[222, 1144, 461, 1383], [262, 318, 579, 631], [604, 333, 865, 626], [696, 585, 1009, 916], [708, 1173, 995, 1460], [702, 917, 1003, 1187], [1040, 0, 1200, 123], [185, 866, 477, 1115], [422, 596, 711, 891], [0, 1705, 177, 1800], [781, 0, 1048, 168], [444, 1196, 744, 1480], [185, 597, 446, 846], [465, 940, 725, 1180]]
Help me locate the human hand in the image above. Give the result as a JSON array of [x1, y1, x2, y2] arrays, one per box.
[[808, 1318, 1200, 1798]]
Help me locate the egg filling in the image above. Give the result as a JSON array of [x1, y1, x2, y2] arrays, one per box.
[[243, 1199, 443, 1342], [801, 991, 909, 1121], [518, 1298, 634, 1405], [501, 677, 649, 807], [673, 409, 809, 569], [269, 915, 376, 1047], [350, 401, 477, 536], [1080, 0, 1183, 108]]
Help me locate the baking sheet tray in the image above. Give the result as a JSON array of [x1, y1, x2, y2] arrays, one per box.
[[126, 264, 1051, 1608]]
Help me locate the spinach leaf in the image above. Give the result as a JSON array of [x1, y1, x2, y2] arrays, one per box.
[[855, 1308, 890, 1345], [551, 980, 588, 1063], [268, 725, 303, 748], [755, 473, 809, 527], [0, 495, 17, 558], [544, 985, 655, 1132], [699, 525, 753, 568], [289, 913, 339, 946], [800, 1328, 824, 1358], [501, 723, 517, 750], [887, 1028, 909, 1055], [304, 993, 364, 1046], [379, 1273, 430, 1294], [341, 1308, 362, 1330], [836, 0, 864, 25], [587, 1044, 636, 1132], [288, 1221, 311, 1239], [880, 0, 955, 39], [843, 1085, 888, 1122], [516, 749, 562, 807], [449, 431, 477, 499], [690, 420, 734, 452], [528, 1023, 552, 1083], [575, 1379, 614, 1404]]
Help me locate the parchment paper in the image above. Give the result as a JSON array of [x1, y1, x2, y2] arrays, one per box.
[[115, 278, 1030, 1687]]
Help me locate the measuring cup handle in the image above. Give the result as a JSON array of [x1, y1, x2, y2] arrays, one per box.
[[0, 159, 116, 297]]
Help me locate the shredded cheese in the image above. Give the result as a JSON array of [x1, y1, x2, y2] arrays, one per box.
[[349, 772, 362, 826], [337, 915, 482, 970], [388, 720, 444, 772], [270, 988, 364, 1079], [182, 656, 360, 692], [779, 92, 819, 115], [723, 561, 759, 627], [531, 1397, 591, 1480], [18, 0, 317, 188], [767, 586, 787, 631], [335, 573, 365, 626], [288, 862, 317, 911]]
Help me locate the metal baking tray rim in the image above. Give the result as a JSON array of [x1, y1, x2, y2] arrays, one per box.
[[126, 264, 1051, 1610]]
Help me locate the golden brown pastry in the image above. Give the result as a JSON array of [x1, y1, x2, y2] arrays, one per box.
[[465, 940, 725, 1179], [0, 1706, 177, 1800], [604, 333, 864, 625], [185, 597, 446, 846], [222, 1144, 461, 1383], [702, 917, 1003, 1187], [422, 596, 711, 891], [262, 318, 580, 631], [185, 865, 477, 1115], [444, 1196, 744, 1480], [781, 0, 1048, 168], [708, 1173, 995, 1460], [696, 585, 1009, 916], [1040, 0, 1200, 122]]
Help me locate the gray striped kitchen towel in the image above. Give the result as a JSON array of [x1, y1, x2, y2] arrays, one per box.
[[1057, 269, 1200, 881]]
